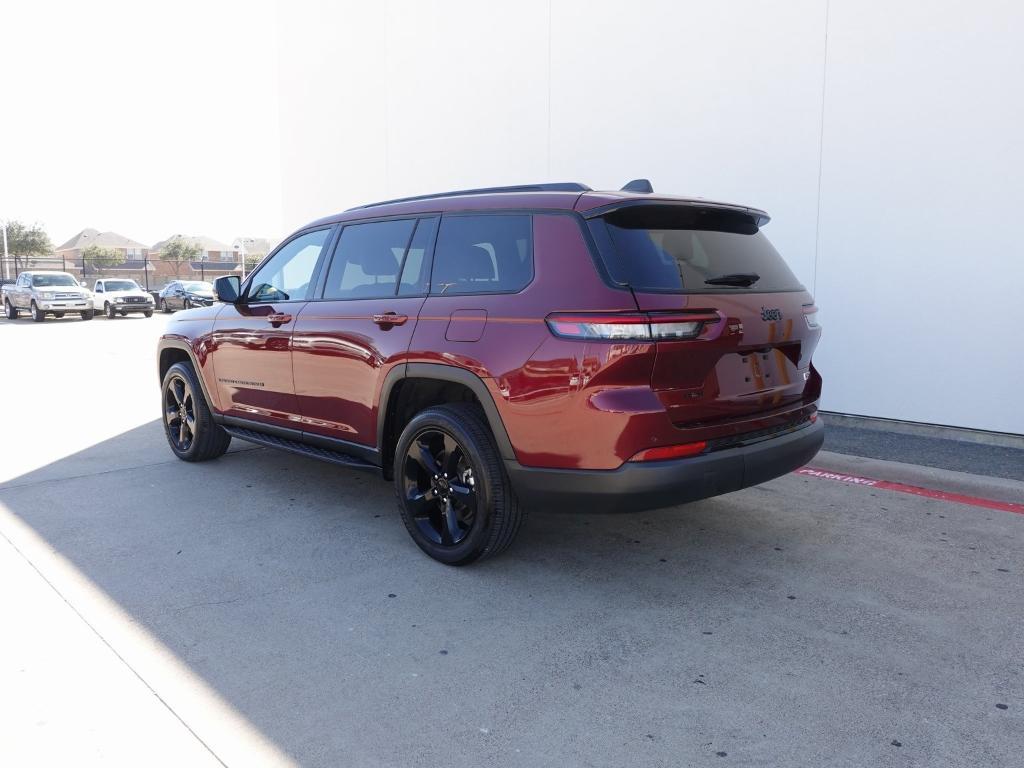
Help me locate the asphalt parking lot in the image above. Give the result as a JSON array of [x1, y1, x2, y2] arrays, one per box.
[[1, 312, 1022, 767]]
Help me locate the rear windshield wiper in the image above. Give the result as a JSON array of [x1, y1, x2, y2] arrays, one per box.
[[704, 272, 760, 287]]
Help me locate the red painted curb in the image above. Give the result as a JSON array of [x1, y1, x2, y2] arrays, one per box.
[[794, 467, 1024, 515]]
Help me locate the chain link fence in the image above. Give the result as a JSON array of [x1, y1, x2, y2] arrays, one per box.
[[1, 255, 243, 293]]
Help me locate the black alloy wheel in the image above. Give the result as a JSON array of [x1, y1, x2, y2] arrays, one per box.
[[160, 361, 231, 461], [394, 404, 525, 565], [403, 428, 478, 547], [164, 373, 197, 453]]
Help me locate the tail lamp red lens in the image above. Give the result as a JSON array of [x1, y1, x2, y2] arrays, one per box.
[[545, 312, 718, 341], [629, 441, 707, 462]]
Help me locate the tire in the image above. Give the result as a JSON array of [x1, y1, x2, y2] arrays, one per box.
[[5, 299, 18, 320], [184, 298, 192, 310], [31, 302, 45, 322], [119, 310, 128, 316], [161, 298, 170, 313], [105, 302, 116, 319], [53, 312, 65, 318], [81, 309, 94, 320], [144, 310, 153, 318], [393, 403, 525, 565], [161, 361, 231, 462]]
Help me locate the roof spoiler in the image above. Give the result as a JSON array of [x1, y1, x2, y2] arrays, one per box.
[[620, 178, 654, 194]]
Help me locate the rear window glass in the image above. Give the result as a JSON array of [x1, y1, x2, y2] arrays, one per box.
[[588, 205, 803, 293], [430, 215, 532, 295]]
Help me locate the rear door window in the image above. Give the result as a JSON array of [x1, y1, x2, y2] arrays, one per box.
[[588, 205, 803, 293], [322, 219, 415, 300], [430, 214, 532, 295]]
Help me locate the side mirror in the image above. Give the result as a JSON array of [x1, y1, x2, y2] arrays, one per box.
[[213, 275, 241, 303]]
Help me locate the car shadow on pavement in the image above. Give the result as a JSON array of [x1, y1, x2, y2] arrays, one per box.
[[2, 420, 1022, 767]]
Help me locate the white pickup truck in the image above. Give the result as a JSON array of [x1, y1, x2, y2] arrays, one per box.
[[92, 278, 155, 318], [2, 271, 94, 321]]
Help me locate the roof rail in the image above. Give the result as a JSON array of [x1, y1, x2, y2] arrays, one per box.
[[349, 182, 593, 210]]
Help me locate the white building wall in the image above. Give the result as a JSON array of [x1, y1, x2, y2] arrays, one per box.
[[277, 0, 1024, 434]]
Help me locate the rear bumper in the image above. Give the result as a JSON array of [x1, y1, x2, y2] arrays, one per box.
[[505, 419, 824, 512]]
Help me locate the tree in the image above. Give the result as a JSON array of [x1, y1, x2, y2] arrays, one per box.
[[81, 244, 123, 272], [160, 237, 200, 279], [3, 220, 52, 273]]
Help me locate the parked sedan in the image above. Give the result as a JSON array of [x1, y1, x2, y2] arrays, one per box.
[[158, 281, 215, 312]]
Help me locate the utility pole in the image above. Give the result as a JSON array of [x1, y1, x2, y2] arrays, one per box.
[[2, 220, 9, 280]]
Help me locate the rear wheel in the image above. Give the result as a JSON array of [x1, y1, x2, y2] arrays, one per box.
[[53, 312, 65, 318], [31, 302, 45, 322], [161, 361, 231, 462], [5, 299, 18, 319], [394, 404, 524, 565]]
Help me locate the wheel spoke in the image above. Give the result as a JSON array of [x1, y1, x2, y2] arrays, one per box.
[[178, 420, 188, 446], [165, 405, 179, 424], [415, 442, 441, 476], [406, 489, 435, 519], [171, 379, 185, 408], [441, 434, 460, 475], [441, 498, 461, 545]]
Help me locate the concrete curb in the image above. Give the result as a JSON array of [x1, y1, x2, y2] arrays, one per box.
[[811, 450, 1024, 508]]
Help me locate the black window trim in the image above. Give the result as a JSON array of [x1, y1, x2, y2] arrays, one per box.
[[241, 224, 338, 305], [427, 211, 536, 298]]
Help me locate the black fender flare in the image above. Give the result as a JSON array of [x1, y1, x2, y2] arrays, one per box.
[[378, 362, 516, 460], [157, 338, 218, 412]]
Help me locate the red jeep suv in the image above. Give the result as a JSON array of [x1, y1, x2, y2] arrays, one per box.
[[157, 181, 823, 564]]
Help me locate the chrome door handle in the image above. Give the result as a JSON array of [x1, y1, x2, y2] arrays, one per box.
[[267, 313, 293, 327], [372, 312, 408, 326]]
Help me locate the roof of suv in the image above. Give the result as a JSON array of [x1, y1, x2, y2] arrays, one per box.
[[304, 181, 770, 229]]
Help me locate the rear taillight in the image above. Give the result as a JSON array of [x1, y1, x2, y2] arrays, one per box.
[[545, 312, 718, 341], [629, 441, 707, 462], [802, 304, 820, 329]]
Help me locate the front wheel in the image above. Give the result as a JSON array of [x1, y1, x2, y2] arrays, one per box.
[[160, 298, 170, 313], [394, 403, 525, 565], [183, 298, 192, 310], [4, 299, 16, 319], [81, 309, 94, 320], [144, 310, 153, 318], [31, 302, 45, 322], [105, 302, 116, 319], [161, 362, 231, 461]]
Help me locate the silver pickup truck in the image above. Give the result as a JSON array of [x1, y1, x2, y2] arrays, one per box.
[[2, 271, 95, 321]]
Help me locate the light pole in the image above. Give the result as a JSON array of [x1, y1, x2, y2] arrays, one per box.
[[2, 220, 9, 280]]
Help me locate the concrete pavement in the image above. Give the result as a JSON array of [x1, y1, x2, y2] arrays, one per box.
[[1, 312, 1022, 767]]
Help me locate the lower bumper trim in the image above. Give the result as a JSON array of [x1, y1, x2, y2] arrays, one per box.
[[505, 419, 824, 513]]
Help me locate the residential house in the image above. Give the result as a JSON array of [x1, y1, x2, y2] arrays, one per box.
[[53, 229, 152, 283]]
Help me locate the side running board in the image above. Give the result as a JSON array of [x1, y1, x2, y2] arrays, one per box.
[[224, 426, 377, 470]]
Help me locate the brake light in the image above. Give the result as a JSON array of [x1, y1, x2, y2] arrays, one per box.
[[546, 312, 718, 341], [629, 441, 707, 462], [802, 304, 820, 329]]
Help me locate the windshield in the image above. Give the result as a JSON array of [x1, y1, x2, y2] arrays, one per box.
[[103, 280, 140, 291], [31, 274, 78, 287], [588, 205, 803, 294], [183, 281, 213, 292]]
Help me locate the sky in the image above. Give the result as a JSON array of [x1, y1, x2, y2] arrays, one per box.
[[1, 0, 282, 249]]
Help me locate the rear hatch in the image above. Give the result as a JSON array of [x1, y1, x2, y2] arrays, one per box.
[[585, 203, 821, 428]]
